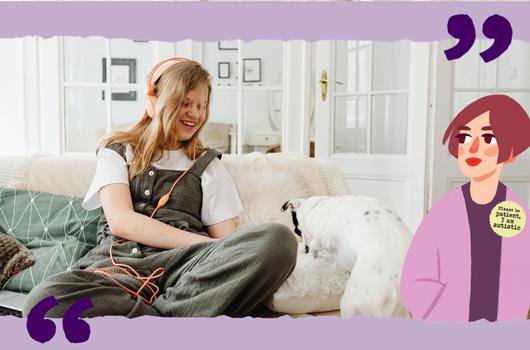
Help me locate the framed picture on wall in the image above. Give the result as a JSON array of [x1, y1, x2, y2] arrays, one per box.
[[218, 62, 230, 79], [101, 58, 137, 101], [243, 58, 261, 82], [218, 40, 238, 50]]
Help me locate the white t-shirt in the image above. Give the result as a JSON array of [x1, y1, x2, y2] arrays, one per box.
[[81, 144, 243, 226]]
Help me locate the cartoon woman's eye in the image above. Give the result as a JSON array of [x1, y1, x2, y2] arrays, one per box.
[[482, 134, 497, 144], [456, 133, 472, 144]]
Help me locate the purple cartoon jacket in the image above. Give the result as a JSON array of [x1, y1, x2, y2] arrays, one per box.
[[400, 186, 529, 321]]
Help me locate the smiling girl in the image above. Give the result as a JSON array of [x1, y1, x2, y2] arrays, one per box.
[[400, 95, 530, 321], [22, 57, 297, 318]]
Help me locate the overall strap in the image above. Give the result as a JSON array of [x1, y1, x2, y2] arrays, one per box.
[[96, 143, 127, 162], [190, 148, 222, 177]]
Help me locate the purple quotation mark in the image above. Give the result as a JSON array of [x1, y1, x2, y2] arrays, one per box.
[[445, 13, 513, 62], [26, 295, 93, 344]]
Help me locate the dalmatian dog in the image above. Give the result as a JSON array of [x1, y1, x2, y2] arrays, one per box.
[[281, 195, 412, 318]]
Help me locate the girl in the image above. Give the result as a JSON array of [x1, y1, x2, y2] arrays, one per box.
[[23, 57, 298, 318], [400, 95, 530, 321]]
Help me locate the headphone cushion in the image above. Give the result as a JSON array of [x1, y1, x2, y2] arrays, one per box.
[[145, 57, 188, 118], [145, 95, 157, 118]]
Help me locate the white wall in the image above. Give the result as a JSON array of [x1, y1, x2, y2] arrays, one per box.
[[0, 39, 26, 155]]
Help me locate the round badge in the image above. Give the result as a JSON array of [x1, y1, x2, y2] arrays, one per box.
[[489, 201, 526, 238]]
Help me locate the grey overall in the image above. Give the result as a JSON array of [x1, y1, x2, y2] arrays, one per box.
[[22, 144, 297, 318]]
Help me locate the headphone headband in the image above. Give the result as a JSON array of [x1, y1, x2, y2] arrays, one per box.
[[145, 56, 190, 118]]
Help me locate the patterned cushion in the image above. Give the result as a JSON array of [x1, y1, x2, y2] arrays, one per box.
[[0, 187, 100, 293]]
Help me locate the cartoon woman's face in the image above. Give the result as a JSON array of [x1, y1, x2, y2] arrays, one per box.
[[456, 111, 501, 180]]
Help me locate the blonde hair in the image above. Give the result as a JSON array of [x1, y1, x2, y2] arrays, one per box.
[[99, 60, 212, 181]]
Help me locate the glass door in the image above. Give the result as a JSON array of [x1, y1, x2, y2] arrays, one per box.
[[314, 40, 430, 231]]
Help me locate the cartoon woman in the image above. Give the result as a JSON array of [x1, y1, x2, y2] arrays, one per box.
[[22, 57, 298, 318], [400, 95, 530, 321]]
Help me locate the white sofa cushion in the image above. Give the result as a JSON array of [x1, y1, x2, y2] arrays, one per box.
[[0, 155, 35, 189], [314, 158, 350, 197], [15, 154, 97, 198], [222, 152, 328, 230]]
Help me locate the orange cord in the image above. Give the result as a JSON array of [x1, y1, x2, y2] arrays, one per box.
[[87, 238, 165, 305], [89, 143, 201, 305], [150, 149, 197, 219]]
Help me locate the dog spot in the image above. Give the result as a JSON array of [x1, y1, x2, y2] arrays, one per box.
[[366, 218, 370, 223], [364, 211, 370, 216], [375, 210, 380, 215]]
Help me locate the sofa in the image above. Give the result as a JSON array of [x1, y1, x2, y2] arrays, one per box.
[[0, 151, 350, 317]]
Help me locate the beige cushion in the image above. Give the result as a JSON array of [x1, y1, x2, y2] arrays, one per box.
[[0, 155, 35, 188], [16, 154, 97, 198], [313, 158, 350, 196]]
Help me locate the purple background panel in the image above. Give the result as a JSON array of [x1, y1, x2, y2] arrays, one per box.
[[1, 2, 530, 41], [2, 316, 530, 349], [1, 1, 529, 349]]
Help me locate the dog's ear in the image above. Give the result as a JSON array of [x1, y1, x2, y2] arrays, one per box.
[[281, 198, 304, 212], [281, 200, 291, 212]]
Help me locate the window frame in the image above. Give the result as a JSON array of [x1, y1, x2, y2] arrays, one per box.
[[331, 40, 411, 155]]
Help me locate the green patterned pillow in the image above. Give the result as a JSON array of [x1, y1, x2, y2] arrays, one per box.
[[0, 187, 100, 293]]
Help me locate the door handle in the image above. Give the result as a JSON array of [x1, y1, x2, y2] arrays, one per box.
[[319, 70, 328, 101]]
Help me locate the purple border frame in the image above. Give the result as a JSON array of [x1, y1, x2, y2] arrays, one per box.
[[1, 1, 529, 348], [0, 2, 530, 41], [2, 316, 530, 349]]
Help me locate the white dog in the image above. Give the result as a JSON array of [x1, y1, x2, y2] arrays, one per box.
[[281, 195, 412, 318]]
